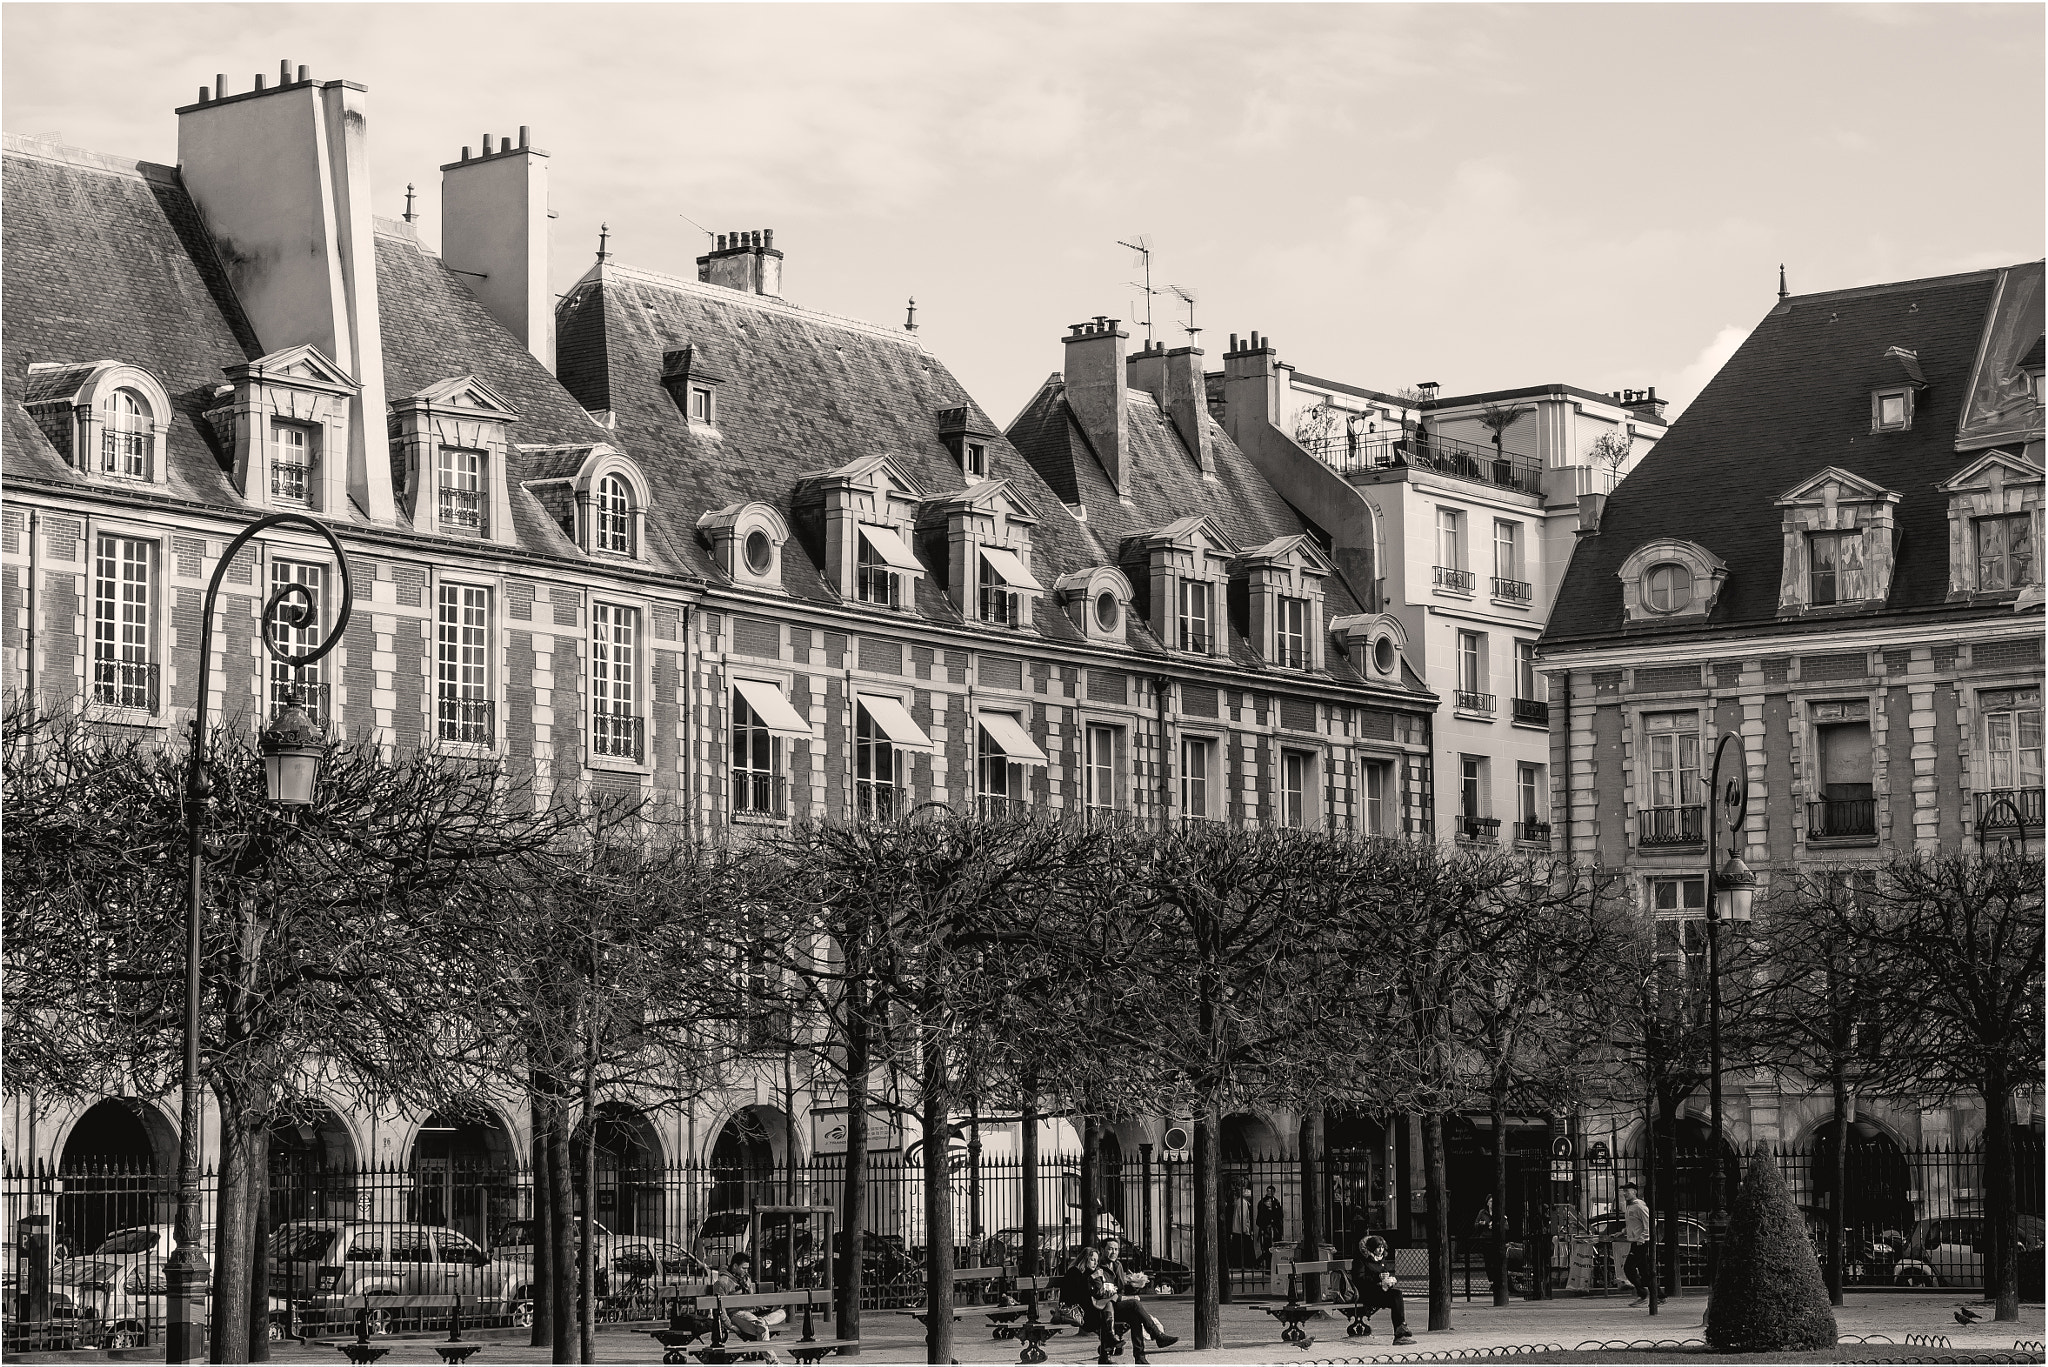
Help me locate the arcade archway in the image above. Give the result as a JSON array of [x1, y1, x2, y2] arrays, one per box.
[[709, 1105, 794, 1212], [408, 1108, 519, 1248], [573, 1103, 666, 1236], [270, 1104, 360, 1222], [56, 1099, 178, 1257]]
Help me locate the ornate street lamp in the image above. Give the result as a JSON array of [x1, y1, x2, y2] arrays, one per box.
[[167, 514, 352, 1364], [1702, 730, 1751, 1301]]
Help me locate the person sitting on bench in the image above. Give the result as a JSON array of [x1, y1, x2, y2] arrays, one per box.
[[1348, 1236, 1414, 1346], [712, 1253, 788, 1341], [1097, 1237, 1176, 1350], [1057, 1246, 1148, 1365]]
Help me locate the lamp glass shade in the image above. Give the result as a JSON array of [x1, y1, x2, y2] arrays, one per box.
[[259, 699, 327, 807], [1716, 854, 1757, 922]]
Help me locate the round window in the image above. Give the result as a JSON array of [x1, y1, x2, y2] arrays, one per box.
[[1094, 591, 1120, 632], [743, 529, 774, 575], [1645, 562, 1694, 613], [1372, 635, 1397, 675]]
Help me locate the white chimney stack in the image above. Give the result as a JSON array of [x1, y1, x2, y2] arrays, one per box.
[[441, 127, 555, 372]]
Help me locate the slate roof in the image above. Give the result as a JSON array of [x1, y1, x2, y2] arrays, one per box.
[[1542, 263, 2044, 648]]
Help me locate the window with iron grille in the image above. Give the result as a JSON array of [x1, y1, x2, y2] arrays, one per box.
[[1644, 711, 1702, 808], [596, 474, 633, 555], [1437, 507, 1464, 571], [733, 690, 781, 814], [1493, 519, 1521, 580], [268, 559, 323, 719], [435, 583, 491, 743], [1975, 513, 2035, 592], [857, 534, 899, 608], [1086, 724, 1120, 813], [977, 727, 1025, 815], [1181, 735, 1214, 820], [1458, 631, 1487, 695], [1276, 596, 1309, 668], [92, 534, 153, 709], [856, 703, 904, 820], [1179, 579, 1213, 652], [1519, 763, 1545, 828], [592, 604, 640, 759], [1461, 756, 1486, 823], [437, 448, 487, 537], [271, 422, 312, 505], [101, 390, 150, 478], [1516, 640, 1543, 704], [978, 555, 1022, 626], [1808, 530, 1865, 606]]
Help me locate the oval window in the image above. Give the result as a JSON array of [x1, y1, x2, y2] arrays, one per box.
[[1094, 591, 1120, 632], [1372, 636, 1397, 675], [743, 529, 774, 575], [1645, 563, 1694, 613]]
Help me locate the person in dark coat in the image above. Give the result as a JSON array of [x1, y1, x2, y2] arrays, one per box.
[[1057, 1247, 1149, 1364], [1347, 1235, 1414, 1345], [1256, 1186, 1285, 1260], [1099, 1236, 1177, 1349]]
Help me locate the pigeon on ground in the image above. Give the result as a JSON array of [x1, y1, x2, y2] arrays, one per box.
[[1955, 1304, 1984, 1324]]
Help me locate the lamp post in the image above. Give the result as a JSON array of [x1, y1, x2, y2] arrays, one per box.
[[166, 514, 353, 1364], [1702, 730, 1754, 1302]]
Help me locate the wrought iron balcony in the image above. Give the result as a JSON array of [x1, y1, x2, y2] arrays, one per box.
[[855, 780, 901, 822], [1455, 690, 1496, 714], [734, 769, 786, 817], [1638, 804, 1706, 848], [1492, 576, 1533, 603], [1975, 786, 2045, 833], [1512, 697, 1550, 726], [1434, 565, 1477, 593], [271, 456, 311, 504], [1515, 820, 1552, 848], [436, 694, 494, 745], [978, 794, 1030, 820], [1302, 431, 1545, 496], [1460, 815, 1502, 843], [593, 712, 646, 762], [90, 658, 159, 713], [438, 485, 487, 536], [980, 586, 1024, 627], [1806, 797, 1877, 842], [1180, 626, 1213, 653], [1274, 642, 1310, 670]]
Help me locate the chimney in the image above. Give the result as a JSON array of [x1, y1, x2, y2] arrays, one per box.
[[441, 126, 554, 371], [1062, 318, 1131, 496], [176, 69, 394, 521], [1127, 341, 1213, 476], [1218, 330, 1281, 452], [695, 229, 784, 298], [1620, 385, 1668, 423], [1577, 491, 1608, 536]]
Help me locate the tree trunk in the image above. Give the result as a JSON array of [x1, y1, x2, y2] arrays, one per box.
[[1020, 1082, 1040, 1278], [1826, 1069, 1847, 1306], [546, 1105, 579, 1362], [1081, 1111, 1100, 1248], [530, 1093, 553, 1348], [1423, 1111, 1452, 1331], [920, 1068, 954, 1364], [1298, 1109, 1325, 1302], [248, 1129, 272, 1361], [579, 1081, 597, 1364], [210, 1105, 258, 1365], [1192, 1104, 1221, 1349], [1984, 1066, 2019, 1321], [837, 993, 869, 1345], [1492, 1078, 1510, 1307]]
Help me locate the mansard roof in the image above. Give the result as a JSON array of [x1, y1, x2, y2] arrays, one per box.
[[1544, 262, 2042, 648]]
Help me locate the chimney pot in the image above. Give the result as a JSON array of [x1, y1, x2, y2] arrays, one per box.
[[482, 133, 492, 155], [461, 147, 471, 161], [518, 125, 529, 148], [297, 65, 308, 82], [1647, 386, 1657, 401], [764, 229, 774, 248], [199, 86, 210, 103], [500, 137, 510, 154], [1070, 324, 1085, 337], [280, 60, 290, 85], [254, 73, 265, 91], [1230, 333, 1240, 351], [216, 73, 227, 98], [716, 234, 726, 250]]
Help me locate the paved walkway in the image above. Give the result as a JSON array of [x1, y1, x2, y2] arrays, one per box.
[[248, 1291, 2047, 1365]]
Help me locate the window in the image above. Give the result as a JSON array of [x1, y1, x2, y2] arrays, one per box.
[[271, 422, 311, 504], [689, 386, 714, 423], [595, 474, 633, 555], [1652, 877, 1709, 968], [268, 560, 323, 720], [1179, 579, 1213, 652], [437, 1232, 484, 1266], [1811, 718, 1874, 838], [1645, 563, 1693, 613], [1872, 389, 1912, 432], [1437, 508, 1464, 569], [1644, 712, 1701, 808], [1093, 590, 1120, 632], [437, 447, 487, 537], [1457, 631, 1490, 711], [435, 583, 491, 744], [1975, 514, 2035, 591], [1983, 688, 2044, 793], [1493, 520, 1521, 580], [733, 691, 781, 814], [855, 702, 905, 820], [1518, 763, 1546, 839], [592, 604, 641, 761], [1808, 530, 1865, 606], [91, 534, 153, 711], [1372, 635, 1396, 675], [744, 529, 774, 576], [857, 533, 900, 608], [964, 441, 988, 478], [1276, 596, 1309, 668], [978, 728, 1026, 816], [1281, 750, 1313, 828], [1515, 640, 1542, 703], [1181, 736, 1215, 821], [1364, 759, 1392, 834], [100, 389, 150, 478], [978, 554, 1023, 626], [1084, 724, 1120, 815]]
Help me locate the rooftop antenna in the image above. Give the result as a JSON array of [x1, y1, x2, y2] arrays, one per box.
[[1167, 284, 1200, 342], [402, 183, 416, 224], [1778, 263, 1789, 301], [1118, 235, 1155, 346], [596, 222, 611, 264], [904, 297, 919, 334], [677, 211, 716, 243]]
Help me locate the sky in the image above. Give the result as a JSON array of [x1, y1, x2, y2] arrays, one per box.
[[3, 3, 2041, 425]]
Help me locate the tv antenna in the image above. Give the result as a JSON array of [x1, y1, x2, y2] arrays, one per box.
[[677, 211, 715, 243], [1167, 284, 1200, 342], [1118, 235, 1156, 346]]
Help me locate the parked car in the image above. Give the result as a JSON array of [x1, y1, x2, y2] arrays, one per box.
[[831, 1230, 914, 1287], [691, 1211, 752, 1271], [2, 1244, 88, 1353], [52, 1256, 292, 1349], [1893, 1215, 2047, 1289], [55, 1223, 217, 1286], [609, 1240, 712, 1286], [986, 1216, 1127, 1269], [269, 1221, 533, 1333]]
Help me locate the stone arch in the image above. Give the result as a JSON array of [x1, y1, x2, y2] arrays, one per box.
[[270, 1101, 362, 1223], [1799, 1117, 1915, 1251], [53, 1098, 180, 1256], [708, 1103, 798, 1213], [573, 1101, 667, 1236], [406, 1104, 520, 1249]]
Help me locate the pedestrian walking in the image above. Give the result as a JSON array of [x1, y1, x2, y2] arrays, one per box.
[[1256, 1185, 1285, 1261], [1347, 1235, 1415, 1345], [1230, 1184, 1256, 1269], [1619, 1182, 1652, 1305], [1472, 1197, 1502, 1293]]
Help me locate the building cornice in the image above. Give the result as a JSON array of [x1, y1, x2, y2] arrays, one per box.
[[1536, 614, 2040, 671]]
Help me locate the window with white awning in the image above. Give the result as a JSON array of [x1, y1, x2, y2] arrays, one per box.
[[975, 710, 1047, 766], [977, 545, 1044, 592], [730, 677, 813, 739], [854, 692, 934, 752], [858, 524, 923, 572]]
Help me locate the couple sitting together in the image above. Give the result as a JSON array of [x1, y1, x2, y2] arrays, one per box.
[[1054, 1236, 1179, 1363], [1342, 1235, 1414, 1345]]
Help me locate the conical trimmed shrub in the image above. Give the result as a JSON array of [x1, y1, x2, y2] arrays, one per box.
[[1705, 1143, 1838, 1352]]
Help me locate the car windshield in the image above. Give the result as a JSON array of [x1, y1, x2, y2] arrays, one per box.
[[92, 1229, 162, 1256], [54, 1260, 120, 1288], [271, 1227, 338, 1261]]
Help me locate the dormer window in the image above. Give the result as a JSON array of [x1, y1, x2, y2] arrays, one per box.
[[26, 361, 177, 490], [1094, 591, 1120, 632], [1618, 539, 1729, 624], [1237, 534, 1332, 671], [856, 524, 919, 608], [270, 422, 313, 505], [979, 551, 1030, 626], [1873, 389, 1912, 432], [391, 375, 519, 542], [965, 442, 988, 478], [1976, 513, 2035, 591], [596, 474, 633, 554], [1938, 451, 2044, 600], [698, 503, 789, 590], [689, 386, 714, 424], [102, 390, 151, 478], [1180, 580, 1213, 653], [1053, 566, 1133, 644], [1773, 468, 1901, 615], [929, 478, 1042, 630], [1808, 530, 1864, 607], [438, 448, 488, 537], [1645, 562, 1694, 614], [1276, 596, 1310, 669]]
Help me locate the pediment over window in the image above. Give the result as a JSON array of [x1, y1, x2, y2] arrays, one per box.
[[1937, 449, 2044, 601], [925, 476, 1041, 528], [1937, 449, 2044, 496], [1773, 467, 1902, 613], [1136, 514, 1238, 560], [1237, 533, 1333, 579], [1774, 465, 1900, 511], [408, 373, 519, 419], [231, 344, 360, 395], [1617, 538, 1729, 624]]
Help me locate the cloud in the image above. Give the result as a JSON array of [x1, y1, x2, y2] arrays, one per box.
[[1664, 324, 1749, 417]]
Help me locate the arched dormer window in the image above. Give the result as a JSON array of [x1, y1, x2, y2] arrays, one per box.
[[596, 474, 634, 555], [519, 443, 650, 561], [102, 390, 151, 478], [1617, 539, 1729, 625], [24, 361, 175, 486], [698, 502, 789, 591]]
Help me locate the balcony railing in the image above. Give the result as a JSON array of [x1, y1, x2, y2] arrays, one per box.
[[980, 587, 1024, 627], [1806, 798, 1877, 842], [436, 694, 494, 746], [271, 457, 311, 504], [733, 769, 786, 818], [1460, 815, 1502, 843], [1274, 642, 1309, 670], [1455, 690, 1496, 714], [592, 712, 645, 762], [1975, 786, 2046, 833], [90, 658, 159, 713], [1512, 697, 1550, 726], [1434, 565, 1477, 593], [1180, 626, 1213, 653], [978, 794, 1030, 820], [1492, 576, 1533, 603], [438, 485, 486, 536], [1638, 804, 1706, 847], [1514, 820, 1552, 848], [1302, 431, 1545, 496]]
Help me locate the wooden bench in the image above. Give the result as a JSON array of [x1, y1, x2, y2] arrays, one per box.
[[331, 1295, 488, 1364], [664, 1291, 854, 1362], [911, 1263, 1015, 1326]]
